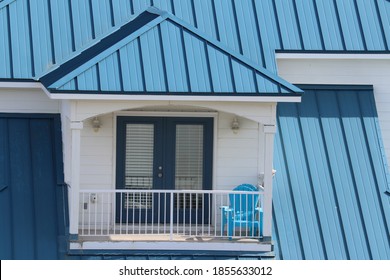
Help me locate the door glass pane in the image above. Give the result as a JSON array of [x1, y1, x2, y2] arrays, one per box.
[[125, 124, 154, 209], [175, 124, 203, 209]]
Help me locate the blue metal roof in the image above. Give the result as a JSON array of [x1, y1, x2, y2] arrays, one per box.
[[273, 86, 390, 260], [1, 0, 389, 80], [40, 8, 301, 95]]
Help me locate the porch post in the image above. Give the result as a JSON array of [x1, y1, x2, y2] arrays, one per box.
[[262, 124, 276, 241], [69, 121, 83, 239]]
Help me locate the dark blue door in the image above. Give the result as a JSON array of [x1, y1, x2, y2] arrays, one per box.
[[0, 114, 66, 260], [116, 117, 213, 224]]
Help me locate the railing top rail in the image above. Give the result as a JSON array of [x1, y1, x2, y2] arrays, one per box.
[[79, 189, 264, 194]]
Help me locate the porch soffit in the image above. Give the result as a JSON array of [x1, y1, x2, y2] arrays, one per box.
[[38, 7, 302, 97], [67, 99, 277, 125]]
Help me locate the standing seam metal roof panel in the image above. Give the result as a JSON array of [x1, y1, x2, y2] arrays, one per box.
[[273, 87, 390, 260], [1, 0, 390, 80], [295, 0, 324, 50], [356, 0, 387, 50], [0, 6, 11, 77], [40, 9, 302, 95]]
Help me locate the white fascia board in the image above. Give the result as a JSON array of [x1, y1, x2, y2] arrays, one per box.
[[276, 53, 390, 60], [0, 82, 41, 89], [48, 93, 301, 103], [0, 82, 301, 102], [0, 82, 54, 99]]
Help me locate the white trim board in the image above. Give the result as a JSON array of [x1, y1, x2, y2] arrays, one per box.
[[0, 82, 301, 103], [0, 82, 41, 89], [276, 53, 390, 60], [48, 93, 301, 103], [115, 111, 218, 117]]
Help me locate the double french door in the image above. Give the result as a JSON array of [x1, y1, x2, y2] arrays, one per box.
[[116, 116, 213, 224]]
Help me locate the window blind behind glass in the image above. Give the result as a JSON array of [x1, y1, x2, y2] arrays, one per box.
[[124, 123, 154, 209], [175, 124, 203, 191]]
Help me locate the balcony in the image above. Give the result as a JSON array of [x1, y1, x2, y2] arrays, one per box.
[[71, 189, 272, 252]]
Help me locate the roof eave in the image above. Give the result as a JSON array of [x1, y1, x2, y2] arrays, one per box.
[[46, 90, 302, 103]]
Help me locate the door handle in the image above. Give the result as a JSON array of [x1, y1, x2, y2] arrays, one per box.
[[0, 185, 8, 192]]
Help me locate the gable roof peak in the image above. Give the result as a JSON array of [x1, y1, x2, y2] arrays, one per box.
[[40, 7, 302, 96]]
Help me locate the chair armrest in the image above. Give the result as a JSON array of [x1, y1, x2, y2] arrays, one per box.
[[220, 206, 233, 212], [255, 207, 263, 212]]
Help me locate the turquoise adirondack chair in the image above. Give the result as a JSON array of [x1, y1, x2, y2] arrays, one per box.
[[221, 184, 263, 239]]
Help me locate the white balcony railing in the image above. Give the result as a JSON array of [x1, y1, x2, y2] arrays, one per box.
[[79, 189, 264, 241]]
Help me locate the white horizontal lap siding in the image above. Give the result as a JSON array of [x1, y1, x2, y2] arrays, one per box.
[[276, 57, 390, 164], [80, 113, 114, 190], [0, 88, 60, 113], [216, 112, 260, 190]]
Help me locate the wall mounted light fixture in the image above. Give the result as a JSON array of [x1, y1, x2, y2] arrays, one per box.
[[91, 117, 102, 132], [231, 117, 240, 134]]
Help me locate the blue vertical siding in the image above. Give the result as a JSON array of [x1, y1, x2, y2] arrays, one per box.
[[8, 119, 37, 259], [0, 114, 66, 260], [30, 119, 59, 259], [274, 87, 390, 260], [0, 118, 12, 258]]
